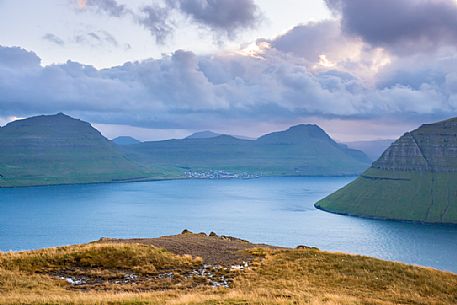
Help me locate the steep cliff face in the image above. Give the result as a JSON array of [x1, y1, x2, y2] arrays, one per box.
[[315, 118, 457, 224], [372, 132, 430, 171], [373, 118, 457, 172]]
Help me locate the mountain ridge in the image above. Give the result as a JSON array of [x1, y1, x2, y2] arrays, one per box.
[[121, 123, 370, 177], [0, 114, 371, 187]]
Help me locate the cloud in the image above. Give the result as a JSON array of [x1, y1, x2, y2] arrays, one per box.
[[43, 33, 65, 46], [80, 0, 261, 43], [0, 46, 41, 68], [84, 0, 127, 17], [268, 20, 391, 83], [0, 45, 455, 132], [176, 0, 260, 38], [271, 21, 345, 62], [74, 30, 119, 47], [138, 3, 175, 44], [325, 0, 457, 54]]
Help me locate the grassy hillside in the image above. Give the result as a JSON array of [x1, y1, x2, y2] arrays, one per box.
[[316, 168, 457, 223], [1, 233, 456, 305], [316, 117, 457, 224], [122, 124, 371, 177], [0, 113, 161, 187]]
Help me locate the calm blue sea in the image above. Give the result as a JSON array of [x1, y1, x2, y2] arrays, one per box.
[[1, 177, 457, 273]]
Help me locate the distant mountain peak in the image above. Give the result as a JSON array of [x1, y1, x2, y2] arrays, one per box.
[[186, 130, 220, 139], [112, 136, 141, 145], [212, 134, 239, 141], [35, 112, 73, 120], [186, 130, 253, 140], [289, 123, 320, 129], [257, 123, 331, 144], [286, 124, 327, 135]]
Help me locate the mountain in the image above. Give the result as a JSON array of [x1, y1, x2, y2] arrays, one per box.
[[121, 124, 371, 177], [186, 130, 254, 140], [0, 113, 149, 187], [315, 117, 457, 224], [0, 115, 371, 187], [112, 136, 141, 145], [343, 139, 394, 161], [186, 131, 220, 139]]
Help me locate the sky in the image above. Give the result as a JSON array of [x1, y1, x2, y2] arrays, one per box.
[[1, 0, 457, 141]]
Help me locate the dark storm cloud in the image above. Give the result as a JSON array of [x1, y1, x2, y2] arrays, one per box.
[[42, 33, 65, 46], [325, 0, 457, 53]]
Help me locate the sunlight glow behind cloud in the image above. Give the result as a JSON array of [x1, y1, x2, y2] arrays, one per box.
[[78, 0, 87, 9]]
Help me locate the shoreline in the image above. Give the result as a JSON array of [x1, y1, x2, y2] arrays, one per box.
[[314, 204, 457, 227], [0, 174, 358, 189]]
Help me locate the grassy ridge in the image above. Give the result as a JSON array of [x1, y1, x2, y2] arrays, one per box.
[[1, 240, 456, 304], [315, 168, 457, 224]]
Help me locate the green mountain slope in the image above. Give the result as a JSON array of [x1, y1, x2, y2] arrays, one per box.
[[315, 117, 457, 224], [0, 113, 149, 187], [122, 124, 371, 176]]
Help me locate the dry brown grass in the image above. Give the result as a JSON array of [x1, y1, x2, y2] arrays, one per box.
[[1, 238, 456, 305], [0, 243, 199, 275]]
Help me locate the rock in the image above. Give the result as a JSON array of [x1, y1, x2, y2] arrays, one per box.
[[181, 229, 193, 235], [296, 245, 319, 250], [209, 232, 218, 237], [98, 237, 113, 242], [220, 235, 249, 243]]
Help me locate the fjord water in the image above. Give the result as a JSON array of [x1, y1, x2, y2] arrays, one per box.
[[1, 177, 457, 273]]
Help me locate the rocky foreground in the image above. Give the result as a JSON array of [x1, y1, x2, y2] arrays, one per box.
[[0, 231, 456, 305]]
